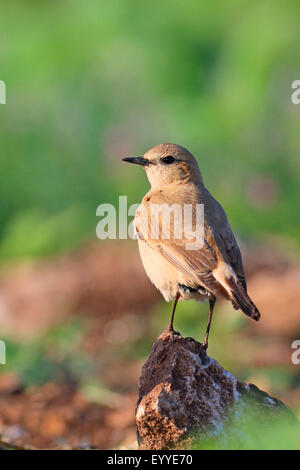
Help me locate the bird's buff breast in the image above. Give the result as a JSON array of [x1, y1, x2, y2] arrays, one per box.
[[137, 239, 207, 303], [137, 239, 176, 302]]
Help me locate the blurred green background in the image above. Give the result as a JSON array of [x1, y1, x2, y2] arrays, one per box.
[[1, 0, 300, 260], [0, 0, 299, 450]]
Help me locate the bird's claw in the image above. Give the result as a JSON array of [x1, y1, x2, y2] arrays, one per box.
[[185, 336, 196, 342], [167, 329, 181, 343]]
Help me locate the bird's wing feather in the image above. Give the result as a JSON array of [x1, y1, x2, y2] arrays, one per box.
[[135, 198, 221, 294], [221, 230, 247, 291], [205, 191, 247, 291]]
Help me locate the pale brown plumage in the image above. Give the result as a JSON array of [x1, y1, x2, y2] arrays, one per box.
[[123, 143, 260, 348]]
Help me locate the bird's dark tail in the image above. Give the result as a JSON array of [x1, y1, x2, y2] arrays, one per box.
[[228, 277, 260, 321]]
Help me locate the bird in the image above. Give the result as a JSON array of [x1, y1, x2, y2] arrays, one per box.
[[122, 143, 260, 349]]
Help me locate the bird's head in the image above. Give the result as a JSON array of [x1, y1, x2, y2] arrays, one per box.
[[122, 143, 202, 189]]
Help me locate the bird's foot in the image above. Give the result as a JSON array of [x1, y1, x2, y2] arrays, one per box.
[[185, 336, 196, 342], [166, 327, 181, 343]]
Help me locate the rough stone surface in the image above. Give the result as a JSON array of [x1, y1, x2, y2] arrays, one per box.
[[136, 330, 296, 450]]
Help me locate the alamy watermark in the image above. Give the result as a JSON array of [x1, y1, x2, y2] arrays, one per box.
[[96, 196, 204, 250], [0, 340, 6, 364], [291, 340, 300, 365], [0, 80, 6, 104], [291, 80, 300, 104]]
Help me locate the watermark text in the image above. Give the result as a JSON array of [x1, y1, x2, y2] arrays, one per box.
[[96, 196, 204, 250], [0, 80, 6, 104]]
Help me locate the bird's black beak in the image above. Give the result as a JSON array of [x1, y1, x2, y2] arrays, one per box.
[[122, 156, 150, 166]]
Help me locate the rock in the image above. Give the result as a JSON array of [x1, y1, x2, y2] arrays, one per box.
[[136, 330, 296, 450]]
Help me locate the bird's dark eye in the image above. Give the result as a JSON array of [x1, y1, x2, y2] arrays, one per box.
[[162, 156, 175, 164]]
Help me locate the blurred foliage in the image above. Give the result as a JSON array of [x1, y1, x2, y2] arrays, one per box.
[[0, 0, 300, 260], [4, 319, 93, 387], [192, 406, 300, 450]]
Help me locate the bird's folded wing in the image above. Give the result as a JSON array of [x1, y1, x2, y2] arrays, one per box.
[[200, 188, 247, 292], [155, 240, 219, 293], [135, 203, 218, 292], [215, 214, 247, 292]]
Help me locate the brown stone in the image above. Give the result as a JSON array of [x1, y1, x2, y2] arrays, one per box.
[[136, 330, 296, 450]]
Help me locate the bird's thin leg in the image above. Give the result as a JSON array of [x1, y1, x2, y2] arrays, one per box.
[[203, 296, 216, 350], [167, 292, 180, 332]]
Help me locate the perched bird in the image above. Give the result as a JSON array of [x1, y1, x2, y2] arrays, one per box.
[[123, 143, 260, 349]]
